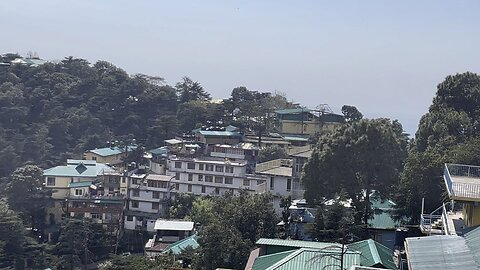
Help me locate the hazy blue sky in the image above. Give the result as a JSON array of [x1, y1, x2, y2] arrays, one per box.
[[2, 0, 480, 135]]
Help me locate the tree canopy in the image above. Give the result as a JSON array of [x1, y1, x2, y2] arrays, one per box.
[[303, 118, 408, 224]]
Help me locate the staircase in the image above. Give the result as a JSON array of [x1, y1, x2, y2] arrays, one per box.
[[420, 199, 454, 235]]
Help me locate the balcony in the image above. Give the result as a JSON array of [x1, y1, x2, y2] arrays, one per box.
[[444, 163, 480, 201]]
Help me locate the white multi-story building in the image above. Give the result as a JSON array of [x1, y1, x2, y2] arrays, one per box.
[[167, 155, 259, 196], [255, 159, 305, 214], [124, 173, 174, 232]]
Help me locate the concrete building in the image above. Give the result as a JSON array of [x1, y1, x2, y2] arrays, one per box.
[[145, 219, 195, 257], [255, 159, 305, 214], [167, 155, 260, 196], [275, 108, 344, 136], [124, 174, 174, 232], [83, 146, 136, 165]]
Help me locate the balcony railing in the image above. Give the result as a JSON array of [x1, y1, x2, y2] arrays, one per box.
[[256, 159, 292, 173], [420, 198, 454, 235]]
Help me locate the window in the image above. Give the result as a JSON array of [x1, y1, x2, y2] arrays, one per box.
[[287, 178, 292, 192], [187, 162, 195, 170], [215, 176, 223, 184], [215, 187, 220, 194], [225, 177, 233, 185], [199, 164, 204, 170], [225, 166, 234, 173], [201, 185, 206, 193], [175, 183, 179, 190], [132, 178, 138, 185], [152, 191, 160, 199], [198, 174, 204, 181], [152, 202, 159, 210], [122, 177, 126, 183], [91, 213, 102, 219], [175, 161, 182, 168], [47, 177, 55, 186], [188, 184, 192, 192], [205, 175, 213, 182], [92, 156, 97, 161], [132, 190, 140, 197], [206, 164, 213, 171], [188, 174, 193, 181], [126, 215, 133, 221], [243, 179, 250, 186], [215, 165, 224, 172], [175, 172, 180, 180], [270, 177, 275, 190], [75, 189, 83, 196], [131, 201, 139, 208]]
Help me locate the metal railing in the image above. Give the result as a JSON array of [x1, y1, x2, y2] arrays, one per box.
[[255, 159, 292, 173], [420, 198, 453, 235], [446, 163, 480, 178]]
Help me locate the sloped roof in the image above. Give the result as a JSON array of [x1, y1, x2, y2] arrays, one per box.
[[88, 146, 136, 157], [255, 248, 360, 270], [405, 235, 478, 270], [275, 108, 312, 115], [464, 225, 480, 267], [162, 234, 199, 255], [197, 130, 241, 137], [256, 238, 341, 250], [43, 160, 114, 178], [252, 250, 295, 270], [348, 239, 396, 269]]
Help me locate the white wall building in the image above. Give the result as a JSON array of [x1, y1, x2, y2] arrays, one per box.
[[167, 155, 259, 196], [124, 173, 174, 232]]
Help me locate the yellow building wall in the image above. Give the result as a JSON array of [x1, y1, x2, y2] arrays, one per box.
[[464, 203, 480, 227], [280, 120, 342, 135], [83, 152, 121, 164]]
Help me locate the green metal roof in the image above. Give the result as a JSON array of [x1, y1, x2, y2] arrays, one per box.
[[162, 234, 199, 255], [369, 199, 401, 230], [257, 248, 360, 270], [43, 160, 114, 178], [464, 226, 480, 267], [252, 250, 295, 270], [256, 238, 341, 250], [348, 239, 396, 269], [275, 108, 312, 115], [68, 181, 93, 188]]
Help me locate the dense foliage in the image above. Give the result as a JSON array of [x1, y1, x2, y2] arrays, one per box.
[[0, 56, 295, 185], [303, 118, 408, 224], [395, 72, 480, 222]]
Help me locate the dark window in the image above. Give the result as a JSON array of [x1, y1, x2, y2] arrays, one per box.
[[47, 177, 55, 186], [215, 176, 223, 184], [199, 164, 204, 170], [188, 184, 192, 192], [132, 190, 140, 197], [188, 174, 193, 181], [270, 177, 274, 190], [205, 175, 213, 182], [215, 165, 224, 172], [225, 177, 233, 185], [187, 162, 195, 170], [206, 164, 213, 171], [126, 215, 133, 221], [175, 172, 180, 180], [201, 185, 206, 193], [152, 202, 159, 209], [287, 178, 292, 191], [175, 161, 182, 168], [131, 201, 139, 208], [198, 174, 204, 181]]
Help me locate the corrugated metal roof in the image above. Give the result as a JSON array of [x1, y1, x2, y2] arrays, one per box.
[[256, 238, 341, 250], [275, 108, 312, 115], [405, 235, 478, 270], [464, 226, 480, 266], [197, 130, 241, 137], [43, 161, 114, 178], [88, 146, 136, 157], [162, 234, 199, 255], [348, 239, 396, 269], [257, 167, 292, 177], [253, 250, 295, 270], [265, 248, 360, 270]]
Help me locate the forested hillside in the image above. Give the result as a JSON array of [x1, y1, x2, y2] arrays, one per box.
[[0, 55, 295, 182]]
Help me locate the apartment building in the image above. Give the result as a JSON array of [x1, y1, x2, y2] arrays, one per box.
[[167, 155, 258, 196], [124, 173, 174, 232]]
